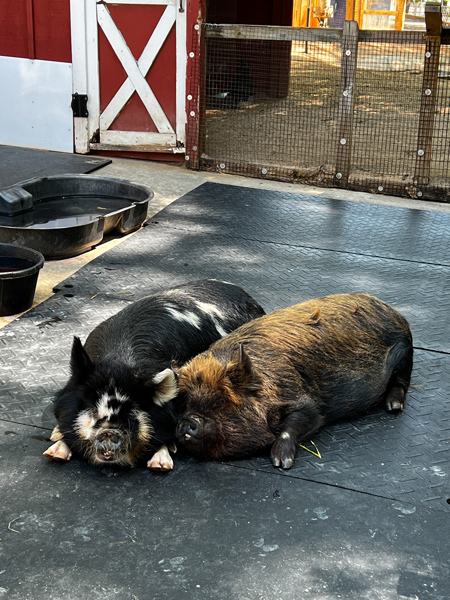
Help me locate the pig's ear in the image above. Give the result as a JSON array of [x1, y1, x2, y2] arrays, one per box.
[[70, 337, 94, 379], [170, 359, 181, 374], [226, 344, 261, 393], [152, 368, 178, 406]]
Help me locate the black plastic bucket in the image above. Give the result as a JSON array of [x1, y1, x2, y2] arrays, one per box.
[[0, 243, 44, 316]]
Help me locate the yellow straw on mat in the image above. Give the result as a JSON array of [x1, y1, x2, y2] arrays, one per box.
[[299, 440, 322, 458]]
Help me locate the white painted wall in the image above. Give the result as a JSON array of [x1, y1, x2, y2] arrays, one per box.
[[0, 56, 73, 153]]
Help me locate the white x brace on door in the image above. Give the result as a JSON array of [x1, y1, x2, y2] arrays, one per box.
[[70, 0, 186, 154]]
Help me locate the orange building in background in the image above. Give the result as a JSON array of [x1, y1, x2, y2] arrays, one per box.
[[293, 0, 408, 29]]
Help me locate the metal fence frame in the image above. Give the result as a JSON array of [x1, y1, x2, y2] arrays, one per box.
[[186, 8, 450, 202]]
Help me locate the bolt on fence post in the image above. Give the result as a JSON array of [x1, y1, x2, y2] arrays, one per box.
[[335, 20, 359, 188]]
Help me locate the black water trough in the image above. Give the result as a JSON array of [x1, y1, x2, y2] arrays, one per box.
[[0, 243, 44, 316], [0, 175, 153, 259]]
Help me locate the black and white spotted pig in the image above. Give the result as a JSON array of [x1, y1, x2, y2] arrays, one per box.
[[44, 279, 265, 470]]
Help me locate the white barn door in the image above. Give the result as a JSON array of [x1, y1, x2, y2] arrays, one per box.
[[71, 0, 187, 154]]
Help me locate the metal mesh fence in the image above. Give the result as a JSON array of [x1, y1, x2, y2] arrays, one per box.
[[350, 32, 425, 195], [188, 23, 450, 202], [204, 36, 341, 180], [432, 44, 450, 184]]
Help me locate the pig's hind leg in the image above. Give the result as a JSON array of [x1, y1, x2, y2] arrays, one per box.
[[384, 384, 407, 412], [384, 340, 413, 413], [271, 404, 325, 470]]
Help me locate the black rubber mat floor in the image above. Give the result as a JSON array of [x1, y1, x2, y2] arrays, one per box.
[[0, 145, 110, 188], [1, 182, 449, 599]]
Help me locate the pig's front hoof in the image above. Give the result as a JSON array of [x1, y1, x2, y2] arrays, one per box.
[[271, 434, 296, 470], [147, 445, 174, 472], [50, 425, 64, 442], [43, 440, 72, 462]]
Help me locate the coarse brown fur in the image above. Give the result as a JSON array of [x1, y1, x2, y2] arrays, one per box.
[[173, 294, 413, 469]]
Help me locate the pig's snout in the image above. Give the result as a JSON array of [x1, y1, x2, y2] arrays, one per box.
[[177, 416, 203, 441], [94, 429, 123, 461]]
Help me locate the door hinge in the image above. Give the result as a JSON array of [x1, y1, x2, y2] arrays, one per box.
[[71, 93, 89, 118]]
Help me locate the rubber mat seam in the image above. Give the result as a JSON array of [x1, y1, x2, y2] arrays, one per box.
[[219, 461, 417, 505], [151, 223, 450, 268], [0, 417, 53, 432], [414, 346, 450, 356]]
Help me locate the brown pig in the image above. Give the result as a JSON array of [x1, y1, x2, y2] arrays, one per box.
[[157, 293, 413, 469]]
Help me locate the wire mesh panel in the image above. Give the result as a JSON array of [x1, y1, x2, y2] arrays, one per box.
[[188, 23, 450, 202], [350, 30, 425, 196], [431, 44, 450, 185], [200, 26, 342, 184]]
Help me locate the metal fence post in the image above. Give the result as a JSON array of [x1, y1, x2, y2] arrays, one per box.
[[335, 20, 359, 188], [185, 20, 206, 170], [414, 3, 442, 188]]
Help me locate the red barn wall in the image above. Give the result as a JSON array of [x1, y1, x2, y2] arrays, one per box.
[[0, 0, 71, 62]]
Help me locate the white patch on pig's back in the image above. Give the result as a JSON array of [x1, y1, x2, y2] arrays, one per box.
[[164, 305, 202, 330], [193, 300, 228, 337]]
